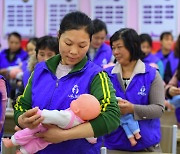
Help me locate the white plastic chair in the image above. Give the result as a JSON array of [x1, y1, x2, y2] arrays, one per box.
[[160, 124, 177, 154]]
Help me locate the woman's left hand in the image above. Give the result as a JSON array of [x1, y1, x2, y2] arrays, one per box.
[[118, 99, 134, 115], [35, 124, 68, 143]]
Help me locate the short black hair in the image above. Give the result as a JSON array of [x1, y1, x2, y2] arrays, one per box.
[[8, 32, 22, 41], [139, 33, 152, 47], [59, 11, 94, 40], [92, 19, 108, 34], [110, 28, 143, 61], [160, 32, 173, 41], [35, 36, 59, 55]]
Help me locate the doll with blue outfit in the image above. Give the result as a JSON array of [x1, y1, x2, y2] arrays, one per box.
[[117, 97, 141, 146]]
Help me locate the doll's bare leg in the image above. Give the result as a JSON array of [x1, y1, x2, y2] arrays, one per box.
[[134, 132, 141, 140], [16, 149, 23, 154], [129, 137, 137, 146], [2, 138, 14, 148]]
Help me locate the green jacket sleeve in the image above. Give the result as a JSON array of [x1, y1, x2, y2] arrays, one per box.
[[89, 71, 120, 137], [14, 72, 34, 127]]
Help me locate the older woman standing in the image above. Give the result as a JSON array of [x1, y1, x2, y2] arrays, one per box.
[[104, 28, 165, 152]]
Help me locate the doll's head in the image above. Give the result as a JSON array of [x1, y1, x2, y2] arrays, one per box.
[[70, 94, 101, 121]]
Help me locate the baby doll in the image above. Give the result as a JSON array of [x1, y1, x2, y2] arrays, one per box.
[[168, 95, 180, 108], [8, 66, 22, 79], [117, 97, 141, 146], [3, 94, 101, 154]]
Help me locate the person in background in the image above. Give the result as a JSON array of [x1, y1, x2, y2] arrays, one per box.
[[104, 28, 165, 152], [0, 75, 8, 152], [0, 32, 28, 79], [21, 37, 38, 74], [13, 11, 120, 154], [12, 36, 59, 132], [165, 34, 180, 127], [0, 32, 28, 100], [139, 33, 164, 78], [87, 19, 113, 67], [155, 32, 179, 84], [22, 36, 59, 87], [165, 64, 180, 127]]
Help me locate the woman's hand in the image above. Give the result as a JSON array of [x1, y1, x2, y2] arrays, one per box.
[[35, 124, 68, 143], [18, 107, 44, 129], [169, 87, 180, 97], [118, 99, 134, 115]]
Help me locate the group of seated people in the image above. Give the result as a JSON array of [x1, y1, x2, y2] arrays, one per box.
[[0, 11, 180, 153]]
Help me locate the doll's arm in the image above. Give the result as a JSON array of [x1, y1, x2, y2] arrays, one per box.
[[41, 109, 72, 128]]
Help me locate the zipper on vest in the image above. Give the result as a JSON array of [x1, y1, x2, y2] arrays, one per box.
[[56, 79, 59, 87], [46, 78, 59, 109]]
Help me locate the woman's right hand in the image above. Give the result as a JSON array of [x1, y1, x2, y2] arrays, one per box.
[[18, 107, 44, 129], [169, 87, 180, 97]]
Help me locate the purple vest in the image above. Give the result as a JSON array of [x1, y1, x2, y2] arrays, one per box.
[[22, 69, 31, 87], [104, 65, 161, 151], [21, 59, 28, 73], [89, 43, 112, 67], [143, 53, 160, 64], [32, 60, 103, 154], [155, 50, 179, 77], [178, 80, 180, 88], [0, 48, 28, 69]]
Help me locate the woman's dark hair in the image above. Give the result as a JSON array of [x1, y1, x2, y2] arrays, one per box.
[[139, 33, 152, 47], [110, 28, 143, 61], [35, 36, 59, 55], [174, 34, 180, 58], [92, 19, 108, 34], [58, 11, 94, 40], [27, 37, 38, 46], [160, 32, 173, 41], [8, 32, 22, 41]]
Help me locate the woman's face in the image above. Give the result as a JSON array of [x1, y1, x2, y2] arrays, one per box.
[[112, 39, 131, 65], [91, 30, 106, 49], [37, 48, 56, 62], [59, 29, 90, 65], [8, 35, 21, 52], [27, 42, 36, 56], [141, 41, 151, 55]]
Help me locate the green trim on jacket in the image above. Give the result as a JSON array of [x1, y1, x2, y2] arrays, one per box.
[[14, 55, 120, 137]]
